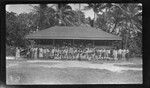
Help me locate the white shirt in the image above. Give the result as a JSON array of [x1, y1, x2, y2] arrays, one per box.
[[39, 48, 43, 57], [126, 49, 129, 53], [118, 49, 122, 54], [16, 47, 20, 58], [107, 50, 110, 54]]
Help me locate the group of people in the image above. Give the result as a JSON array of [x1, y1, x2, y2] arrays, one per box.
[[27, 46, 129, 61]]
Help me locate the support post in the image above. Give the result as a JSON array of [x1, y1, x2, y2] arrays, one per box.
[[93, 40, 95, 47], [53, 39, 55, 46], [73, 39, 74, 47], [122, 40, 123, 49], [30, 40, 34, 59]]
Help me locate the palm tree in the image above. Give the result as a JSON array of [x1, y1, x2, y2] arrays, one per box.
[[55, 4, 80, 26], [31, 4, 80, 27], [31, 4, 52, 30], [85, 3, 142, 49], [108, 3, 142, 49], [83, 3, 111, 27]]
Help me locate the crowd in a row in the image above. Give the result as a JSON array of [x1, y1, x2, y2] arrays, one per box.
[[27, 46, 129, 60]]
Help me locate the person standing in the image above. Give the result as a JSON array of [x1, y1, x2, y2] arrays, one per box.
[[39, 48, 43, 58], [34, 48, 38, 59], [86, 47, 89, 60], [118, 49, 122, 60], [51, 47, 55, 59], [70, 47, 74, 60], [122, 49, 126, 60], [102, 48, 105, 60], [124, 49, 129, 61], [99, 49, 102, 60], [109, 49, 112, 60], [113, 49, 118, 60], [15, 47, 20, 59], [106, 49, 110, 60], [78, 49, 82, 61], [126, 49, 129, 61]]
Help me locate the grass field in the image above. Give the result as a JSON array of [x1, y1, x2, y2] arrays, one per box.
[[6, 58, 142, 84]]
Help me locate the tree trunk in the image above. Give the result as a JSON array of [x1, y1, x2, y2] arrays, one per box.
[[93, 12, 98, 27], [125, 21, 129, 49], [56, 4, 62, 26], [78, 4, 81, 25], [93, 13, 96, 27], [125, 34, 128, 49], [39, 4, 47, 30]]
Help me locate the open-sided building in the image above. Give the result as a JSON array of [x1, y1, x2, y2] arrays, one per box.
[[25, 25, 122, 59]]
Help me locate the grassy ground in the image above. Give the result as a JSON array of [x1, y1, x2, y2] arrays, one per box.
[[6, 58, 142, 84], [6, 67, 142, 84], [114, 64, 142, 68], [88, 57, 142, 64]]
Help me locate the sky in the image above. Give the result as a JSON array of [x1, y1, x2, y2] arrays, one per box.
[[6, 4, 95, 19]]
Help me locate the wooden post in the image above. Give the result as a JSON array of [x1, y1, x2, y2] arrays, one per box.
[[53, 39, 55, 46], [30, 40, 34, 59], [93, 40, 95, 47], [73, 39, 74, 47], [122, 40, 123, 49]]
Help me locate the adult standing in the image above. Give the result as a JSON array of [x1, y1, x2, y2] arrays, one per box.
[[118, 49, 122, 60], [34, 48, 38, 59], [106, 49, 111, 60], [125, 49, 129, 61], [113, 49, 118, 60], [39, 48, 43, 58], [15, 47, 20, 59], [122, 49, 126, 60]]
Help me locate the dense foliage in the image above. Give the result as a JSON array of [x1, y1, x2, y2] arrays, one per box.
[[85, 3, 142, 57], [6, 3, 142, 57]]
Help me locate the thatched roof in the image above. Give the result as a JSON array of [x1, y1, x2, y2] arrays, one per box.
[[25, 25, 122, 40]]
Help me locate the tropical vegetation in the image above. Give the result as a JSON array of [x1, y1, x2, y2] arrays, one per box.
[[6, 3, 142, 57]]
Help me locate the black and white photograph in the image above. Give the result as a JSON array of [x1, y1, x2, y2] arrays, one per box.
[[6, 3, 142, 84]]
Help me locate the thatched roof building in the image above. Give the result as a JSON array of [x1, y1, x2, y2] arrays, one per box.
[[26, 25, 122, 40]]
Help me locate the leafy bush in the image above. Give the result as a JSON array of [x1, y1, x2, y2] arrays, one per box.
[[6, 45, 16, 56]]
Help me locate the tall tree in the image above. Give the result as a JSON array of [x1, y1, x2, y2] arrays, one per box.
[[55, 4, 80, 26], [6, 12, 18, 46], [84, 3, 142, 57], [6, 12, 31, 48], [84, 3, 112, 27], [108, 3, 142, 49], [31, 4, 50, 30], [32, 4, 81, 27]]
